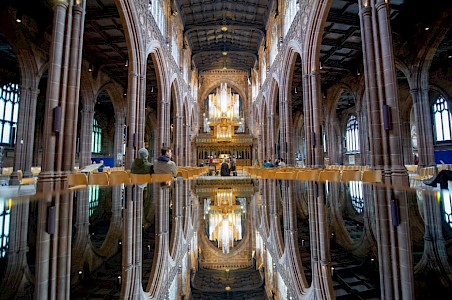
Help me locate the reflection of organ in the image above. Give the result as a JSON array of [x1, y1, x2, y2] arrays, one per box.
[[205, 189, 244, 254]]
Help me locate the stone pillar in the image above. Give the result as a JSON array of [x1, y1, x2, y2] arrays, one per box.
[[61, 3, 85, 172], [40, 0, 86, 190], [302, 71, 324, 167], [359, 0, 408, 185], [114, 113, 126, 167], [78, 105, 94, 168], [175, 115, 183, 165], [410, 87, 435, 167], [14, 85, 38, 177]]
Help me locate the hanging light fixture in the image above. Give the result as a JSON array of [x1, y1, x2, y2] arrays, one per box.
[[16, 10, 23, 23], [124, 59, 129, 67], [88, 63, 93, 72]]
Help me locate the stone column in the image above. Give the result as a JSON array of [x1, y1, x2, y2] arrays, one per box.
[[359, 0, 408, 185], [78, 105, 94, 168], [61, 3, 85, 172], [410, 87, 435, 167], [302, 70, 324, 167], [114, 113, 126, 167], [14, 85, 38, 177]]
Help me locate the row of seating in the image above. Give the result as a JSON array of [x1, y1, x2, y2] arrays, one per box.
[[325, 165, 371, 171], [1, 167, 41, 191], [67, 171, 173, 187], [67, 166, 209, 188], [244, 166, 382, 183], [177, 167, 209, 179]]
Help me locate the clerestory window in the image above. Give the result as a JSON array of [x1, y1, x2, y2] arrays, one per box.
[[92, 118, 102, 153], [432, 95, 452, 143], [345, 115, 360, 153], [0, 83, 19, 145]]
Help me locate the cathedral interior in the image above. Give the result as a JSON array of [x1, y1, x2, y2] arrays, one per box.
[[0, 0, 451, 299]]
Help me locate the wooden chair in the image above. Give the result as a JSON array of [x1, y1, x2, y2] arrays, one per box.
[[151, 173, 173, 182], [129, 173, 152, 184], [31, 166, 42, 177], [274, 171, 296, 180], [109, 171, 130, 185], [1, 167, 13, 176], [296, 169, 320, 181], [88, 172, 109, 185], [319, 170, 341, 182], [341, 170, 361, 182], [362, 170, 382, 183], [67, 173, 88, 189], [17, 169, 37, 192]]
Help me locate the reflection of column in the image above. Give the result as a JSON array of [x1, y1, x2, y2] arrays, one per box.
[[281, 180, 309, 294], [122, 186, 144, 298], [71, 189, 89, 282], [414, 192, 452, 286], [309, 182, 335, 299], [0, 200, 32, 297], [78, 105, 94, 168], [145, 184, 170, 298], [35, 193, 74, 299]]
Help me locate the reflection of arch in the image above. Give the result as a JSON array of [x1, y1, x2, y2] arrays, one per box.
[[199, 203, 253, 268]]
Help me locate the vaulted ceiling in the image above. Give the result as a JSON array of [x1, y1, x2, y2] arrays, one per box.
[[176, 0, 271, 72], [1, 0, 451, 108]]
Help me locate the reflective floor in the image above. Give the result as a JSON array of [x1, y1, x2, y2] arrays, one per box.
[[0, 175, 451, 299]]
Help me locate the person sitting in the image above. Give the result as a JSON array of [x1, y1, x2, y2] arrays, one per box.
[[131, 148, 153, 174], [263, 160, 273, 168], [199, 161, 204, 167], [220, 158, 230, 176], [424, 170, 452, 189], [154, 147, 178, 177], [279, 159, 286, 166]]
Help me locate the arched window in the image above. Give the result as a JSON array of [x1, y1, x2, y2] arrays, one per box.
[[432, 95, 452, 142], [283, 0, 298, 37], [345, 115, 360, 153], [0, 83, 20, 145], [269, 23, 278, 66], [92, 119, 102, 153], [148, 0, 165, 36]]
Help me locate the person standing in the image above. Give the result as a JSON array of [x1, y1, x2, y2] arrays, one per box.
[[220, 158, 230, 176], [131, 148, 153, 174], [229, 155, 235, 172], [154, 147, 178, 177]]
